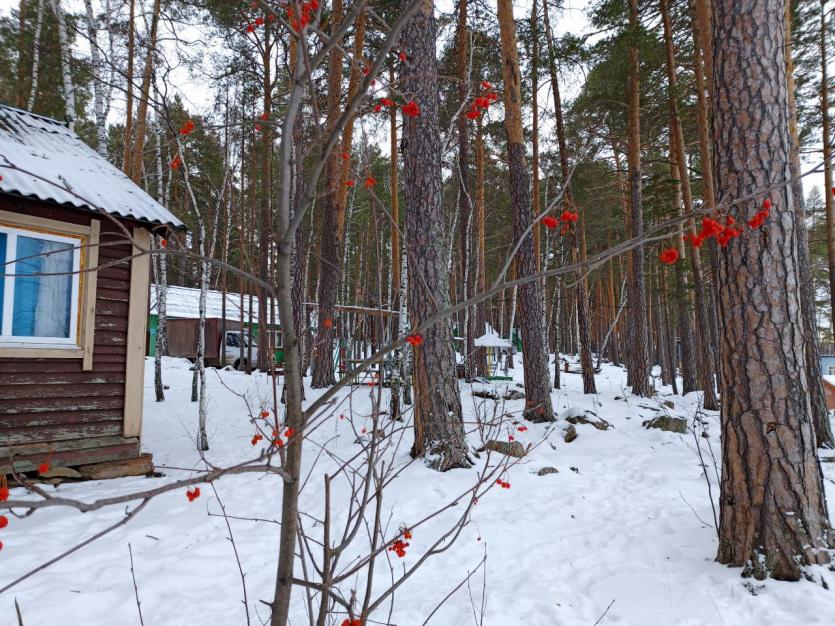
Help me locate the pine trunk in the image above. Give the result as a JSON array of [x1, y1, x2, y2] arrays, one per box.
[[497, 0, 554, 418], [786, 1, 833, 448], [712, 0, 832, 579], [661, 0, 719, 409], [401, 0, 471, 469], [625, 0, 650, 396], [311, 0, 345, 388]]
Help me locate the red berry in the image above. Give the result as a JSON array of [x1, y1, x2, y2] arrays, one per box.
[[0, 515, 8, 529]]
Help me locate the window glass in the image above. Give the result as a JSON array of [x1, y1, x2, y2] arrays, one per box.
[[226, 332, 240, 348], [12, 236, 74, 338]]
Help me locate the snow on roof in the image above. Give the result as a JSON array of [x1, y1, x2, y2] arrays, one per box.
[[150, 284, 280, 324], [474, 323, 511, 348], [0, 104, 184, 230]]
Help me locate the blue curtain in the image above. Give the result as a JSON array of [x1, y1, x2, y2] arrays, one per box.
[[0, 233, 6, 332], [12, 236, 73, 338]]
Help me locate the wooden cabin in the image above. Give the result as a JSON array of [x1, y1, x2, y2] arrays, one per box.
[[0, 104, 184, 477]]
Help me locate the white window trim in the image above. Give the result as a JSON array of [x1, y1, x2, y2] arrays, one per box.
[[0, 209, 98, 366], [0, 224, 82, 348]]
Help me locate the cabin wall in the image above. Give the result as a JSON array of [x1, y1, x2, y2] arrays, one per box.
[[0, 196, 143, 471]]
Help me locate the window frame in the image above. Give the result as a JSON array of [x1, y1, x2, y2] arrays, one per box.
[[0, 209, 99, 365], [0, 224, 82, 346]]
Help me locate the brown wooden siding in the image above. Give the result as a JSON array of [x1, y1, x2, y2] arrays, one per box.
[[0, 196, 143, 472]]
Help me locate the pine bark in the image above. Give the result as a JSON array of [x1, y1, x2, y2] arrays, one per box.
[[624, 0, 650, 396], [497, 0, 555, 417], [660, 0, 718, 409], [787, 1, 833, 448], [311, 0, 345, 388], [401, 0, 471, 469], [822, 1, 835, 341], [713, 0, 832, 579]]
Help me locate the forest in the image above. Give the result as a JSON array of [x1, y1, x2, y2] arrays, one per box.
[[0, 0, 835, 624]]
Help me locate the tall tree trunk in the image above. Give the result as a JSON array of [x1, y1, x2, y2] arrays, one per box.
[[26, 0, 45, 111], [83, 0, 108, 156], [670, 142, 698, 394], [497, 0, 554, 418], [123, 0, 135, 170], [660, 0, 718, 409], [127, 0, 161, 182], [311, 0, 346, 388], [788, 1, 834, 448], [822, 1, 835, 341], [257, 24, 275, 372], [401, 0, 471, 469], [713, 0, 832, 580], [624, 0, 650, 396], [16, 0, 27, 107], [474, 117, 488, 377], [49, 0, 76, 130], [457, 0, 476, 381], [542, 3, 595, 393]]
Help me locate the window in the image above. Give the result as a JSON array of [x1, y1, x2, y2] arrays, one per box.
[[829, 365, 835, 376], [274, 330, 283, 349], [0, 225, 82, 347]]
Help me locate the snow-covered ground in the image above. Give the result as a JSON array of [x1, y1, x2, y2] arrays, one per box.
[[2, 357, 835, 625]]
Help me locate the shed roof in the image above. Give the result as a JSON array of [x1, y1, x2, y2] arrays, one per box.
[[150, 284, 280, 324], [474, 323, 511, 348], [0, 103, 184, 230]]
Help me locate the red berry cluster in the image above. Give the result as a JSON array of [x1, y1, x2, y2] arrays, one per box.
[[401, 101, 420, 118], [341, 619, 362, 626], [179, 119, 195, 136], [659, 198, 771, 265], [496, 478, 511, 489], [388, 528, 413, 558], [286, 0, 319, 32], [542, 209, 579, 234], [186, 487, 201, 502], [465, 81, 499, 120], [406, 334, 423, 347]]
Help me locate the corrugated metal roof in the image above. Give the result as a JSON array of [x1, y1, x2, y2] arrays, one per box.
[[150, 284, 280, 324], [0, 104, 185, 229]]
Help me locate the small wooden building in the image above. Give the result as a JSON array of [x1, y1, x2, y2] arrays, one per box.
[[0, 104, 184, 475], [148, 284, 284, 368]]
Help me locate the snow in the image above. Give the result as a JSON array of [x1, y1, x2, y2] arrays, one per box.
[[2, 358, 835, 625]]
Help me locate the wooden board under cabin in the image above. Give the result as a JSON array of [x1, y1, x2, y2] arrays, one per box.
[[0, 197, 141, 473]]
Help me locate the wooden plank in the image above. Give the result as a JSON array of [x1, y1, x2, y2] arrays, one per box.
[[94, 330, 127, 346], [0, 372, 125, 385], [97, 277, 131, 292], [0, 207, 91, 236], [0, 409, 124, 429], [2, 422, 124, 445], [96, 299, 130, 317], [98, 265, 131, 282], [96, 288, 130, 302], [123, 227, 151, 438], [0, 439, 141, 473], [0, 396, 124, 414], [82, 219, 100, 370], [95, 314, 129, 331], [0, 347, 84, 359], [0, 434, 139, 456], [0, 383, 124, 400]]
